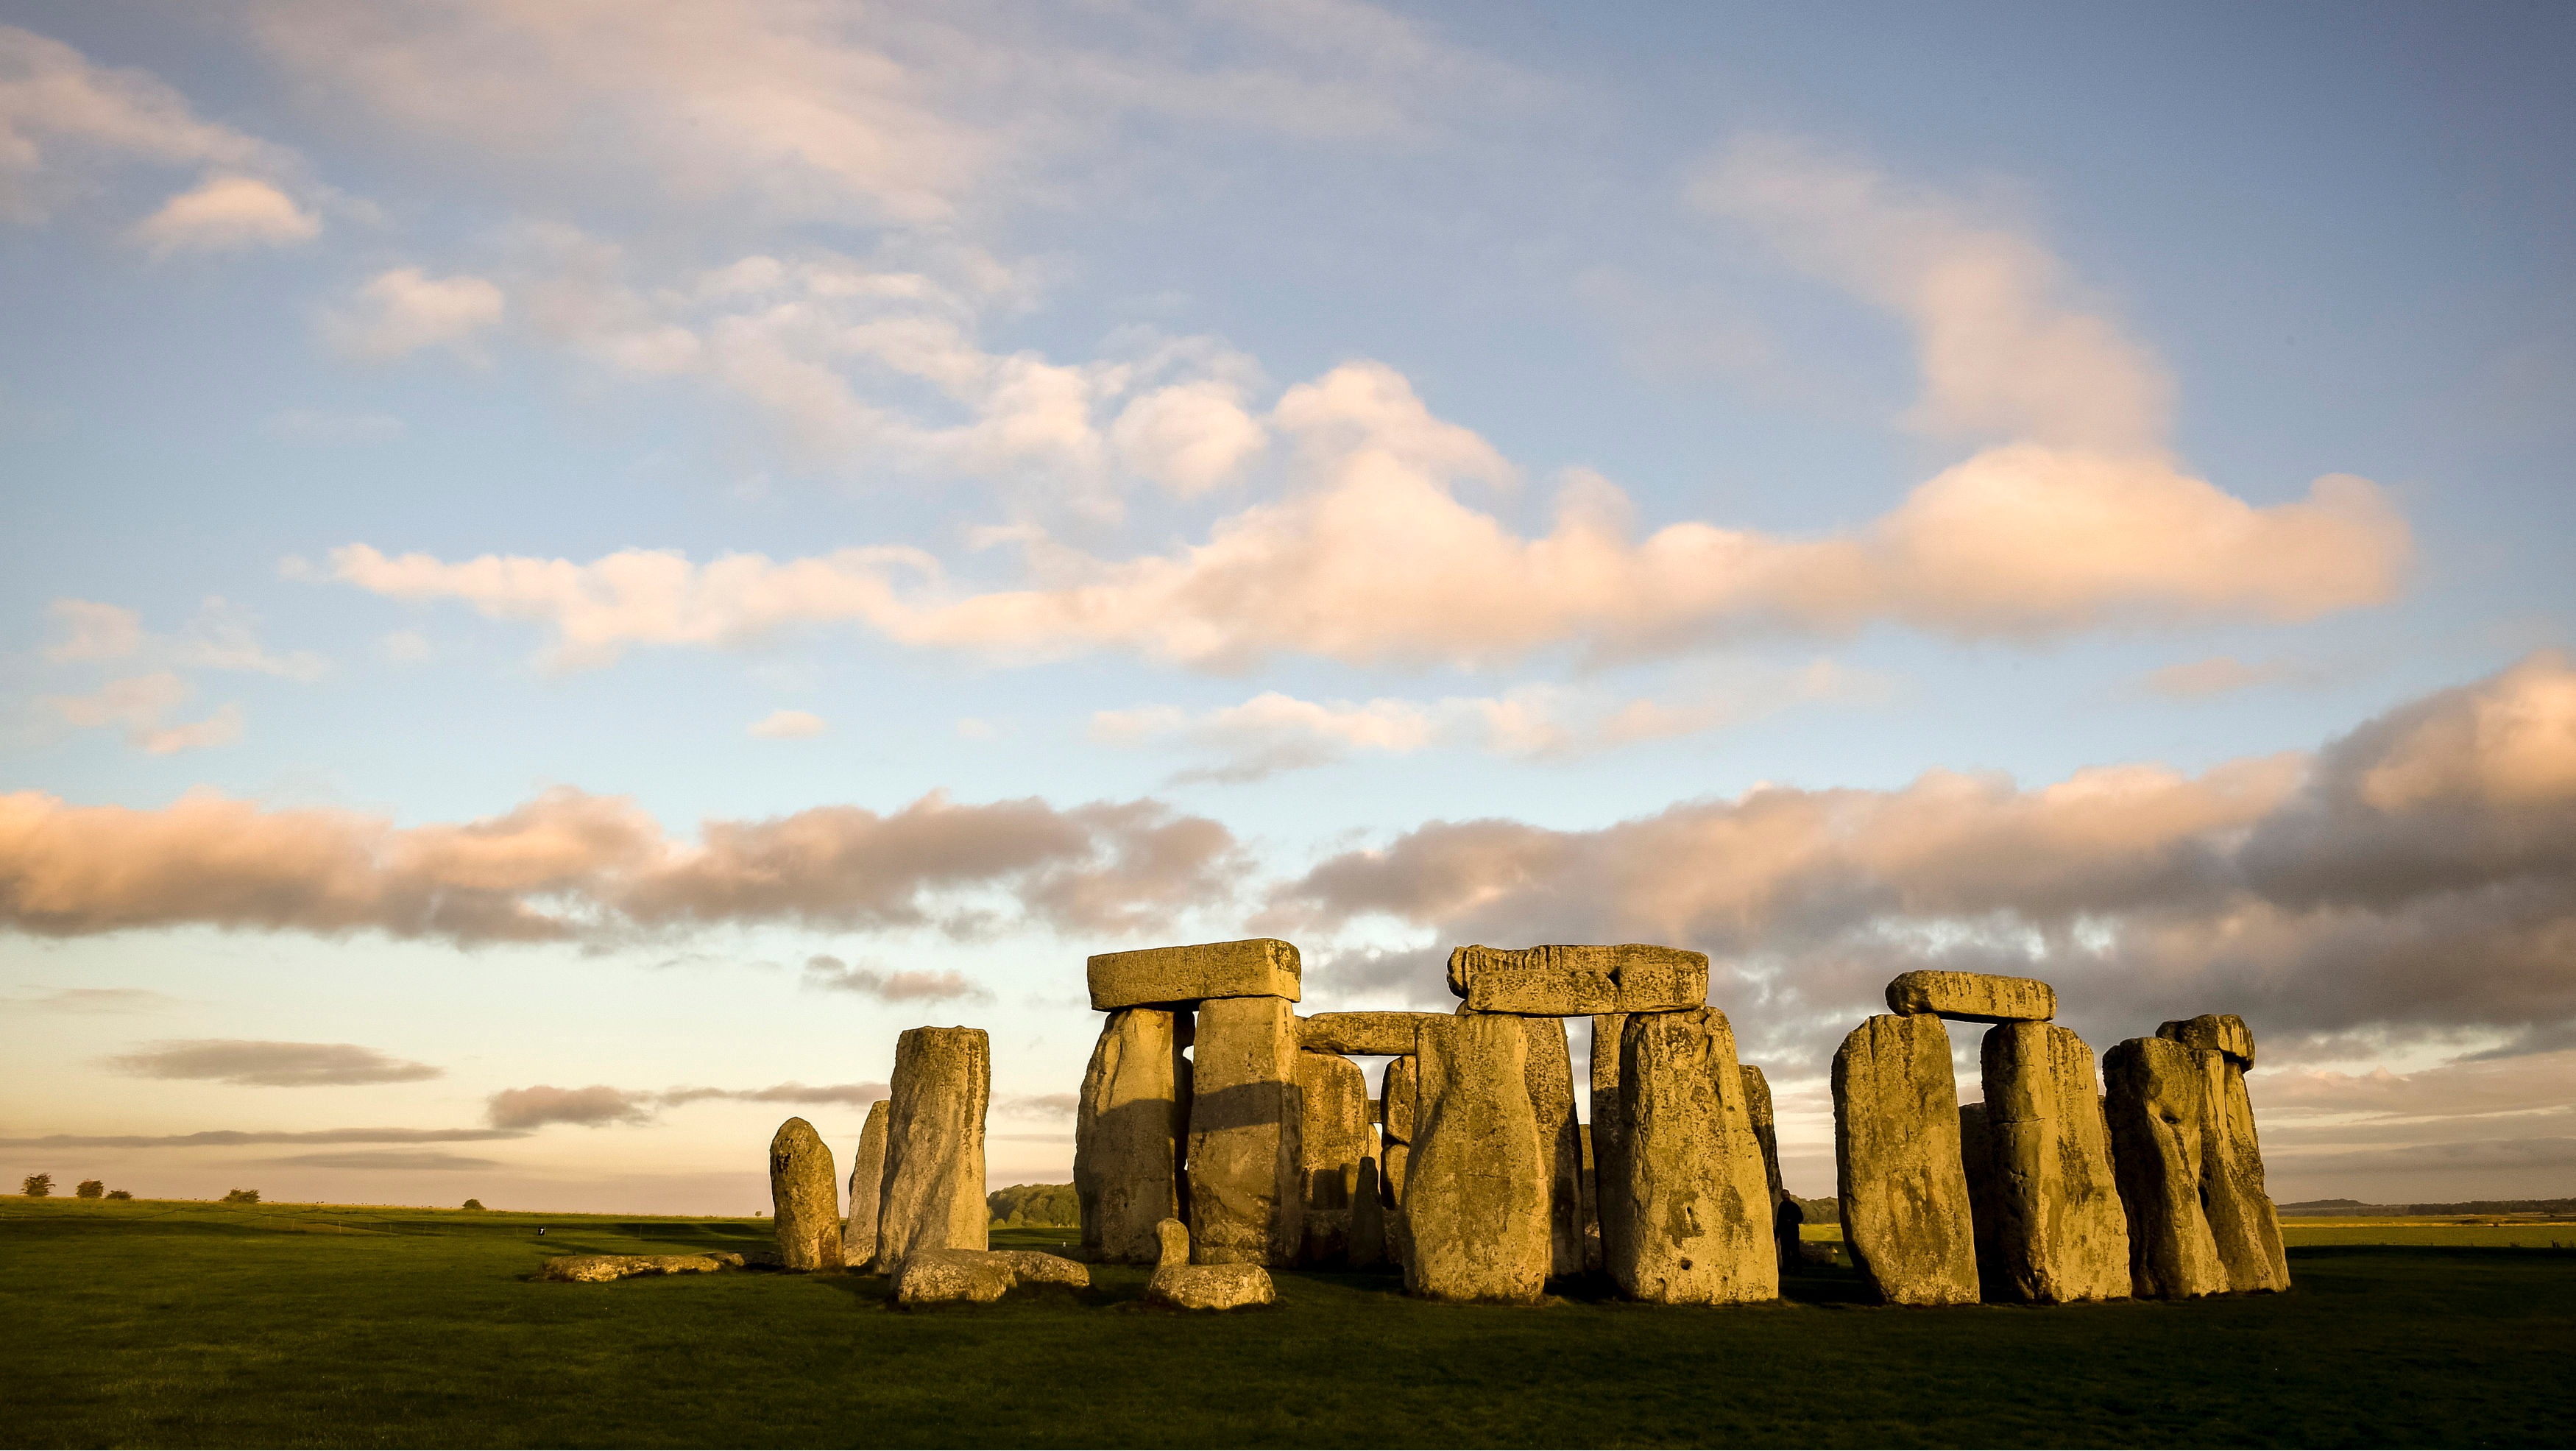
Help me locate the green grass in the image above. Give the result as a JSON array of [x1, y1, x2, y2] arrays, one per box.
[[3, 1198, 2572, 1447]]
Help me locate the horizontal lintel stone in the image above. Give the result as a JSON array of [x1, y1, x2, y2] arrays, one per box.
[[1883, 970, 2056, 1024], [1446, 944, 1708, 1016], [1298, 1012, 1448, 1056], [1087, 939, 1301, 1012]]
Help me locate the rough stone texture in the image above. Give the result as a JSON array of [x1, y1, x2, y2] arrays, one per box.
[[1380, 1056, 1418, 1143], [1885, 970, 2057, 1024], [1398, 1015, 1551, 1302], [1958, 1101, 2003, 1291], [1074, 1007, 1189, 1265], [1295, 1049, 1375, 1265], [2159, 1013, 2257, 1068], [2103, 1036, 2229, 1299], [991, 1249, 1091, 1287], [1743, 1063, 1785, 1212], [1980, 1021, 2131, 1302], [1590, 1012, 1630, 1273], [1832, 1013, 1979, 1305], [1577, 1122, 1602, 1273], [1607, 1008, 1780, 1305], [538, 1253, 741, 1282], [891, 1248, 1016, 1305], [769, 1117, 844, 1272], [1145, 1218, 1275, 1310], [1461, 1012, 1585, 1277], [842, 1099, 889, 1268], [875, 1027, 991, 1269], [2197, 1050, 2290, 1292], [1186, 995, 1302, 1266], [1299, 1012, 1447, 1056], [1379, 1144, 1408, 1270], [1448, 944, 1708, 1016], [1349, 1154, 1387, 1270], [1087, 939, 1301, 1012]]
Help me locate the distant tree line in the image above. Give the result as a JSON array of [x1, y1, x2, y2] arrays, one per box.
[[986, 1183, 1079, 1227]]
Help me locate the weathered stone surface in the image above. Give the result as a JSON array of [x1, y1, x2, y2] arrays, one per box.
[[1590, 1012, 1630, 1272], [1398, 1014, 1550, 1302], [2159, 1013, 2256, 1068], [1448, 944, 1708, 1016], [1074, 1007, 1189, 1265], [1186, 995, 1302, 1266], [1958, 1101, 2003, 1291], [1145, 1218, 1275, 1310], [1380, 1055, 1418, 1143], [1885, 970, 2056, 1024], [876, 1027, 991, 1268], [1299, 1012, 1446, 1056], [2198, 1051, 2290, 1292], [1087, 939, 1301, 1012], [769, 1117, 844, 1272], [1607, 1008, 1779, 1305], [1378, 1143, 1407, 1269], [891, 1248, 1015, 1305], [1461, 1011, 1585, 1275], [1742, 1063, 1784, 1211], [1833, 1013, 1979, 1305], [2103, 1036, 2229, 1299], [1295, 1049, 1374, 1265], [990, 1249, 1091, 1287], [842, 1099, 889, 1268], [1577, 1122, 1602, 1273], [538, 1253, 741, 1282], [1981, 1021, 2130, 1302]]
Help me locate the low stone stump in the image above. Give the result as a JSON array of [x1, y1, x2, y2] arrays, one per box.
[[538, 1253, 743, 1282], [1086, 938, 1301, 1012], [1885, 970, 2057, 1024], [1299, 1011, 1446, 1056], [1833, 1013, 1978, 1305], [2104, 1036, 2228, 1299], [1447, 944, 1708, 1016], [1075, 1006, 1190, 1265], [769, 1116, 843, 1271], [1145, 1218, 1275, 1310], [1609, 1008, 1777, 1305], [889, 1248, 1090, 1305], [842, 1099, 889, 1269], [1188, 995, 1302, 1266], [877, 1026, 991, 1268], [1399, 1014, 1549, 1303], [1980, 1021, 2130, 1302]]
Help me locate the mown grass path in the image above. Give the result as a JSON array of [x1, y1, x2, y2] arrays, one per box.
[[2, 1198, 2570, 1447]]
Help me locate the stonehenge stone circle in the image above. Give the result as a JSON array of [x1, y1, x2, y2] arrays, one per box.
[[1978, 1021, 2130, 1302], [876, 1026, 991, 1269], [1885, 970, 2056, 1024], [1294, 1048, 1375, 1265], [1146, 1216, 1276, 1310], [2103, 1036, 2229, 1299], [1087, 938, 1301, 1012], [1609, 1008, 1779, 1305], [2159, 1012, 2255, 1068], [768, 1116, 844, 1272], [842, 1098, 889, 1269], [1833, 1013, 1979, 1305], [1448, 943, 1708, 1015], [1400, 1014, 1550, 1302], [1188, 994, 1303, 1266], [1074, 1006, 1190, 1264], [1299, 1011, 1447, 1056]]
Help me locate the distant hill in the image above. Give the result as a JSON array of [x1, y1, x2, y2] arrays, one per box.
[[2279, 1196, 2576, 1218], [987, 1182, 1079, 1228]]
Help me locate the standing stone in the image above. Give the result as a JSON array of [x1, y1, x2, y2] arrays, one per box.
[[1957, 1101, 2003, 1291], [1577, 1123, 1602, 1273], [1742, 1064, 1785, 1211], [2103, 1036, 2228, 1299], [1468, 1012, 1584, 1277], [1188, 995, 1302, 1266], [1609, 1008, 1779, 1305], [1075, 1006, 1190, 1265], [841, 1099, 889, 1268], [1448, 944, 1708, 1015], [1381, 1055, 1418, 1144], [1832, 1013, 1978, 1305], [1884, 970, 2057, 1023], [876, 1026, 990, 1268], [1087, 938, 1300, 1011], [1590, 1012, 1630, 1274], [2195, 1047, 2290, 1293], [1981, 1021, 2130, 1302], [1398, 1014, 1549, 1302], [1295, 1049, 1374, 1266], [1349, 1154, 1387, 1270], [770, 1117, 844, 1272], [2158, 1013, 2254, 1067]]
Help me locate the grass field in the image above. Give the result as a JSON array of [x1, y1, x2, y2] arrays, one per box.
[[4, 1197, 2572, 1448]]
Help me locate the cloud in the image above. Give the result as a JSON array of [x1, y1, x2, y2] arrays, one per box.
[[2145, 655, 2309, 698], [323, 267, 505, 361], [0, 1126, 528, 1149], [13, 986, 174, 1014], [801, 953, 986, 1002], [106, 1039, 442, 1087], [748, 709, 826, 739], [42, 599, 141, 661], [657, 1081, 890, 1109], [1264, 651, 2576, 1064], [135, 705, 246, 756], [997, 1092, 1079, 1120], [41, 596, 326, 680], [128, 174, 317, 255], [41, 674, 241, 755], [0, 785, 1242, 945], [1111, 378, 1268, 495], [262, 1150, 500, 1171], [488, 1078, 891, 1129]]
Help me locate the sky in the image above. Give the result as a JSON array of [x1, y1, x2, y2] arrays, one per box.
[[4, 1, 2573, 1215]]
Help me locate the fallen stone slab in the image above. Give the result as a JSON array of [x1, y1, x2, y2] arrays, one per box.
[[1075, 1006, 1189, 1265], [1609, 1008, 1778, 1305], [1188, 995, 1302, 1266], [1980, 1021, 2130, 1303], [2104, 1036, 2229, 1299], [1087, 939, 1301, 1012], [891, 1248, 1016, 1305], [1399, 1014, 1549, 1303], [537, 1253, 743, 1282], [876, 1026, 991, 1268], [1144, 1218, 1275, 1310], [769, 1117, 844, 1272], [1884, 970, 2056, 1024], [990, 1249, 1091, 1288], [1299, 1011, 1446, 1056], [2158, 1012, 2256, 1068], [1448, 944, 1708, 1016], [1833, 1013, 1979, 1305], [842, 1098, 889, 1269]]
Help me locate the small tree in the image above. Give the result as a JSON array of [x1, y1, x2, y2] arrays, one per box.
[[221, 1188, 260, 1204], [461, 1198, 485, 1211], [21, 1173, 51, 1198], [75, 1179, 103, 1198], [105, 1190, 132, 1201]]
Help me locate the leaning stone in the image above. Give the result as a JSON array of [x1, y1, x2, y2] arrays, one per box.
[[990, 1249, 1091, 1288], [1833, 1014, 1979, 1305], [2103, 1036, 2229, 1299], [1086, 939, 1301, 1012], [1398, 1014, 1549, 1302], [538, 1253, 738, 1282], [1295, 1049, 1375, 1265], [1608, 1008, 1779, 1304], [842, 1099, 889, 1269], [1884, 970, 2056, 1023], [875, 1026, 991, 1268], [1448, 944, 1708, 1016], [768, 1117, 844, 1272], [1981, 1022, 2130, 1302], [1299, 1011, 1447, 1056], [1186, 995, 1302, 1266], [891, 1248, 1015, 1305], [1144, 1218, 1275, 1310], [2159, 1013, 2256, 1068], [2196, 1049, 2290, 1292], [1380, 1055, 1418, 1143], [1075, 1006, 1189, 1265]]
